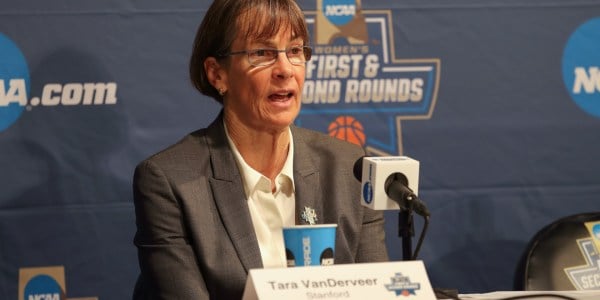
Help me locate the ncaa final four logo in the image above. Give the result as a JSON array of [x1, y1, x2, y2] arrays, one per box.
[[297, 0, 441, 155]]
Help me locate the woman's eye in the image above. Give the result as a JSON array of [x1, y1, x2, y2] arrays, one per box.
[[253, 49, 267, 57]]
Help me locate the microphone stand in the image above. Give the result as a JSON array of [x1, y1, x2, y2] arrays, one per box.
[[398, 207, 415, 261]]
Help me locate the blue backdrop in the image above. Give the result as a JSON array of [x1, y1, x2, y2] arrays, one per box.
[[2, 0, 600, 298]]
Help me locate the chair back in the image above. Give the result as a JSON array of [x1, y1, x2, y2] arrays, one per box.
[[513, 212, 600, 290]]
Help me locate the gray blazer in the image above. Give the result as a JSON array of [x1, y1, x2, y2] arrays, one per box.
[[132, 113, 388, 299]]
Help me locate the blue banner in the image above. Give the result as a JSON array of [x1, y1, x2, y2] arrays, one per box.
[[1, 0, 600, 298]]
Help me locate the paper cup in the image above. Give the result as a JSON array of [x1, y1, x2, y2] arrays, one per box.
[[283, 224, 337, 267]]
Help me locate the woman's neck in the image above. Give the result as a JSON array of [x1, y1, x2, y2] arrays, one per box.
[[225, 118, 291, 182]]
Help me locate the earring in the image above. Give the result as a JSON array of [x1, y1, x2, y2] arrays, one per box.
[[218, 88, 226, 96]]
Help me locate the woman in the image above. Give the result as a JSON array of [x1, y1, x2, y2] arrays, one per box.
[[132, 0, 388, 298]]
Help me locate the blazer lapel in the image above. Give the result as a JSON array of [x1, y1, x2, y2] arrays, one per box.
[[206, 117, 263, 271], [292, 127, 324, 225]]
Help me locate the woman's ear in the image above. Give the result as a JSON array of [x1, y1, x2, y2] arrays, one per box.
[[204, 57, 227, 91]]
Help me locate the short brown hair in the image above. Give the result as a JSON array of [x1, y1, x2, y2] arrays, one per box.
[[189, 0, 310, 103]]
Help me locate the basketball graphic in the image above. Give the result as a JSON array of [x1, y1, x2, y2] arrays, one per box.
[[328, 116, 366, 146]]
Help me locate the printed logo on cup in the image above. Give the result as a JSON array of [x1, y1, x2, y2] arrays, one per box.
[[283, 224, 337, 267]]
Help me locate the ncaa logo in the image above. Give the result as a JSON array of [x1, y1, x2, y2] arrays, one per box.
[[362, 181, 373, 204], [24, 274, 65, 300], [299, 3, 440, 155], [562, 17, 600, 118], [0, 33, 29, 131], [322, 0, 356, 26], [0, 32, 118, 132], [593, 224, 600, 240]]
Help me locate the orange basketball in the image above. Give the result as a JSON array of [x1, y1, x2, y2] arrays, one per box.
[[327, 116, 366, 146]]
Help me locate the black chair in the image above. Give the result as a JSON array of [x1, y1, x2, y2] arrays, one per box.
[[513, 212, 600, 291]]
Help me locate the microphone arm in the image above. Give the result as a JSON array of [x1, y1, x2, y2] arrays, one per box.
[[353, 156, 430, 260], [383, 173, 430, 260]]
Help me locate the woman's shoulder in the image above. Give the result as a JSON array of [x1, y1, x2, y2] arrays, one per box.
[[138, 127, 213, 168], [292, 125, 365, 157], [141, 113, 226, 166]]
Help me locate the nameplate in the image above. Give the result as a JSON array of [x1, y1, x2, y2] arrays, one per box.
[[242, 260, 435, 300]]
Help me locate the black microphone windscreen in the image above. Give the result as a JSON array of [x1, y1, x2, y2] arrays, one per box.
[[353, 156, 364, 181]]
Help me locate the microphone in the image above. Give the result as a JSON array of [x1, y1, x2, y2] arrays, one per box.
[[353, 156, 430, 217]]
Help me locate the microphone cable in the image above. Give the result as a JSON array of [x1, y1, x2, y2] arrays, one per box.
[[411, 212, 429, 260]]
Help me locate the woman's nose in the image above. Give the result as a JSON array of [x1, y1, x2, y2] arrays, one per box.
[[271, 52, 294, 79]]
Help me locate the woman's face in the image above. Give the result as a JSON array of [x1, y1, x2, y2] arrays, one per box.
[[221, 26, 306, 133]]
